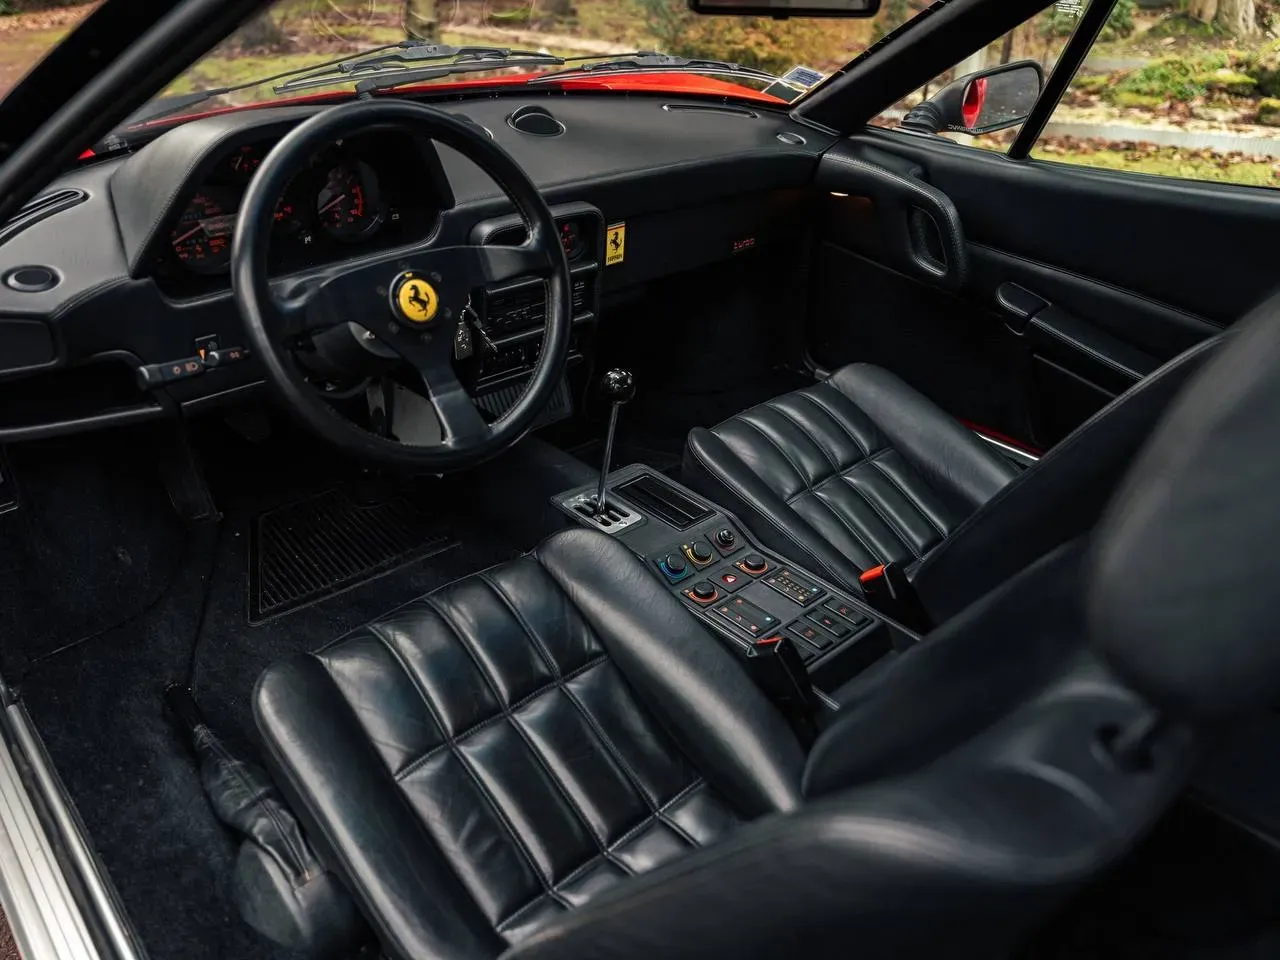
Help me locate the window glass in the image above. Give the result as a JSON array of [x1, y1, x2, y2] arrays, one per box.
[[873, 5, 1081, 148], [0, 1, 938, 109], [1032, 0, 1280, 188]]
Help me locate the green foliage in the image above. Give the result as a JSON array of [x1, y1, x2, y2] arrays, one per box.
[[1042, 0, 1136, 40], [1256, 96, 1280, 124], [1237, 39, 1280, 96], [1111, 52, 1229, 101], [1112, 90, 1167, 106], [1146, 11, 1225, 38], [1202, 69, 1257, 94]]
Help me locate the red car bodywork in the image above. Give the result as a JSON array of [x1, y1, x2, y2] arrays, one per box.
[[79, 72, 789, 158]]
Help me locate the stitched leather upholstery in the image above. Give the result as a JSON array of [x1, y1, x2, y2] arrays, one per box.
[[254, 527, 1222, 960], [684, 347, 1220, 617], [255, 528, 802, 960], [683, 363, 1017, 593]]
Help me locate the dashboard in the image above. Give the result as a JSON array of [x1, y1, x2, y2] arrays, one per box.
[[0, 94, 833, 442], [151, 130, 446, 298]]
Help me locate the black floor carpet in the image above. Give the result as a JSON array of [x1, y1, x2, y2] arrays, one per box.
[[13, 424, 530, 960]]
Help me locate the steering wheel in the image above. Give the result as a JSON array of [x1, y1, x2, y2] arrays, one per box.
[[231, 100, 572, 471]]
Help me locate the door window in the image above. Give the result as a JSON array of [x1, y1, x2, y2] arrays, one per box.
[[1030, 0, 1280, 187]]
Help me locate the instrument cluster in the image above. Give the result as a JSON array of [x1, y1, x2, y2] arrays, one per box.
[[154, 130, 442, 296]]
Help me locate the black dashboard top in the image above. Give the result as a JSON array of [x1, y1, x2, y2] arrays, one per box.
[[0, 92, 834, 436]]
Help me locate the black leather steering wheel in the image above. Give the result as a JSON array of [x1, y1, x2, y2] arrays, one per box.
[[232, 100, 572, 470]]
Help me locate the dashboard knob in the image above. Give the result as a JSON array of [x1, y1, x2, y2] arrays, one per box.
[[691, 581, 717, 602], [739, 554, 768, 575], [663, 553, 687, 576], [715, 528, 737, 550], [688, 541, 714, 565]]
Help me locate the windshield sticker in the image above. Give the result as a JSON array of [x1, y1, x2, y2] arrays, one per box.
[[1053, 0, 1084, 18], [606, 223, 627, 266], [763, 65, 827, 103]]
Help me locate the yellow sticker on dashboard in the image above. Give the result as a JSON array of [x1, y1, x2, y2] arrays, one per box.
[[606, 223, 626, 266]]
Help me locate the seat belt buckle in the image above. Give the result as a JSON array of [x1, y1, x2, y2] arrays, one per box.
[[744, 634, 819, 747], [858, 562, 931, 633]]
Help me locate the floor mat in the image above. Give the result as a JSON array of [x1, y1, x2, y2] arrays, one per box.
[[16, 424, 529, 960], [249, 486, 456, 622]]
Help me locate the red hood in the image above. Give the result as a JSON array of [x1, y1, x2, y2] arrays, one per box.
[[113, 71, 787, 142], [79, 73, 789, 160]]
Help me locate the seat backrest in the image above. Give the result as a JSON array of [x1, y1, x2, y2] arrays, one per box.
[[505, 297, 1280, 960], [913, 333, 1221, 623]]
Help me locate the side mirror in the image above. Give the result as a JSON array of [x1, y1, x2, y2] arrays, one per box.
[[901, 60, 1044, 137]]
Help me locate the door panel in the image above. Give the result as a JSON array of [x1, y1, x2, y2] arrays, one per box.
[[811, 128, 1266, 448]]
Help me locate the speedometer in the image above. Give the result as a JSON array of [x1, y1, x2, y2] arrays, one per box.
[[170, 188, 237, 274], [317, 161, 382, 241]]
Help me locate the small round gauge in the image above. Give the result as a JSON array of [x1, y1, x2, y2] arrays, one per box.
[[559, 220, 585, 261], [170, 188, 237, 273], [316, 162, 381, 241], [227, 144, 262, 180]]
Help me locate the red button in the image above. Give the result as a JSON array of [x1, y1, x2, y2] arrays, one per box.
[[721, 573, 739, 586]]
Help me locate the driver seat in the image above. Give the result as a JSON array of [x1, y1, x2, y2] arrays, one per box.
[[255, 299, 1280, 959]]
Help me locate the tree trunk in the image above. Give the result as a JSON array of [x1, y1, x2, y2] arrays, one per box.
[[1188, 0, 1218, 23], [1000, 27, 1016, 66], [1216, 0, 1258, 35], [404, 0, 438, 41]]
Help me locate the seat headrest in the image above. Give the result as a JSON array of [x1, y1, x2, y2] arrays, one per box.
[[1090, 297, 1280, 721]]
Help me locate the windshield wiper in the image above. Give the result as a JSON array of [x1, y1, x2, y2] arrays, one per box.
[[527, 54, 783, 86], [294, 49, 659, 98], [274, 44, 569, 94], [126, 42, 560, 125]]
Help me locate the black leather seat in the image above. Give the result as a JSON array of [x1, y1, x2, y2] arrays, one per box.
[[684, 345, 1219, 622], [254, 300, 1280, 959]]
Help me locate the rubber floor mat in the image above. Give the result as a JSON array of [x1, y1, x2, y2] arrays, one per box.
[[248, 486, 455, 622]]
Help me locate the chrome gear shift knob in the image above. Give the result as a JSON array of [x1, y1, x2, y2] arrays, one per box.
[[595, 369, 634, 516]]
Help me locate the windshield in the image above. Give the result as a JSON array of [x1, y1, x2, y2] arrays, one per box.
[[0, 1, 932, 111]]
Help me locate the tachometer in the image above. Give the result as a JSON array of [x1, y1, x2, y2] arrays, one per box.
[[170, 188, 237, 274], [316, 161, 381, 241], [559, 220, 585, 261]]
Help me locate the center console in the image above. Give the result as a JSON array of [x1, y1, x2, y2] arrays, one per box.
[[469, 202, 603, 424], [554, 463, 917, 712]]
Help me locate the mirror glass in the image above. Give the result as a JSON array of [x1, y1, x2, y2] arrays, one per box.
[[966, 65, 1041, 132], [689, 0, 880, 17]]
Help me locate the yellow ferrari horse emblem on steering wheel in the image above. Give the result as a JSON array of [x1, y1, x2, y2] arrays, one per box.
[[391, 272, 439, 324]]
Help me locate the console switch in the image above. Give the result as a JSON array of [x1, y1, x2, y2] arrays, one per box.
[[736, 554, 769, 577], [657, 553, 690, 583], [762, 568, 824, 606], [805, 610, 851, 639], [713, 527, 740, 555], [712, 595, 779, 637], [788, 621, 833, 651], [824, 598, 870, 627], [683, 540, 716, 567], [685, 581, 719, 605]]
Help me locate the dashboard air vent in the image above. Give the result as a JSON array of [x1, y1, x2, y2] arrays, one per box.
[[0, 188, 88, 246], [662, 103, 759, 119], [507, 105, 565, 137]]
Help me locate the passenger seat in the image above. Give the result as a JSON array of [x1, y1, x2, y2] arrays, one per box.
[[683, 346, 1220, 623]]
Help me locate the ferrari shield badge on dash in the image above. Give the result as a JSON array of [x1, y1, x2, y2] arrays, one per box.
[[606, 222, 626, 266]]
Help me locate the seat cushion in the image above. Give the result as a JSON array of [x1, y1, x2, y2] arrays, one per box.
[[254, 528, 804, 960], [683, 364, 1016, 594]]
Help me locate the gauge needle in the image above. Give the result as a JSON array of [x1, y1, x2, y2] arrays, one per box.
[[318, 194, 346, 215], [171, 225, 204, 246]]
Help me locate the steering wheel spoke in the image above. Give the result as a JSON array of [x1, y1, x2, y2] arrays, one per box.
[[414, 354, 491, 445], [232, 100, 571, 470]]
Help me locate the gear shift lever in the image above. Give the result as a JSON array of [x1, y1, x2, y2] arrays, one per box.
[[594, 369, 635, 516]]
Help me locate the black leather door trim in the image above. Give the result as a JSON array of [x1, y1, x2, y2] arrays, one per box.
[[818, 147, 968, 289]]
